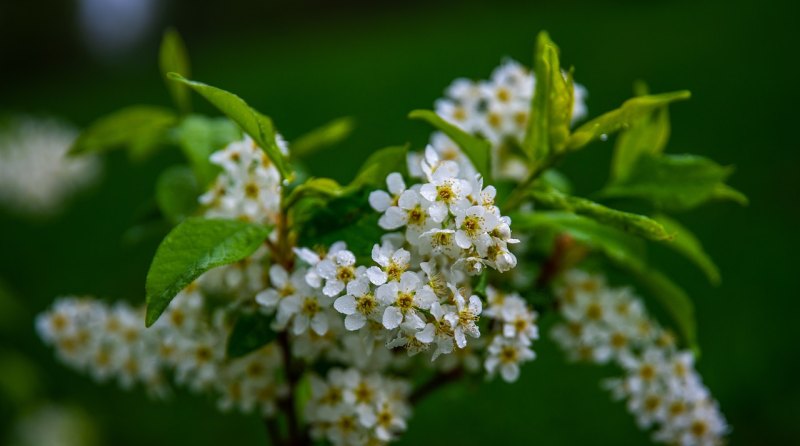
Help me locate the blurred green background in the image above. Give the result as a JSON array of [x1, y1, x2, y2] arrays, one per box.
[[1, 0, 798, 444]]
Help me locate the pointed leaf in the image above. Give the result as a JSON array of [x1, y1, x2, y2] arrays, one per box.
[[349, 144, 409, 190], [408, 109, 491, 181], [159, 28, 192, 113], [291, 117, 356, 158], [530, 188, 670, 241], [630, 269, 698, 353], [175, 115, 241, 185], [69, 106, 177, 158], [168, 73, 293, 179], [654, 214, 720, 285], [601, 154, 744, 211], [145, 218, 270, 326], [611, 95, 671, 181], [512, 211, 648, 271], [227, 311, 277, 358], [156, 165, 201, 224], [567, 91, 690, 151], [524, 31, 574, 163]]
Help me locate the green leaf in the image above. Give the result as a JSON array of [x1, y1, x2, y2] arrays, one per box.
[[69, 106, 177, 159], [601, 154, 744, 211], [168, 73, 293, 180], [145, 218, 270, 326], [710, 183, 749, 206], [155, 165, 200, 224], [408, 109, 492, 181], [227, 311, 277, 358], [291, 117, 356, 158], [524, 31, 574, 163], [512, 211, 648, 271], [298, 193, 383, 264], [567, 91, 690, 151], [349, 144, 409, 190], [630, 269, 698, 352], [159, 28, 192, 114], [539, 169, 573, 194], [285, 177, 347, 210], [175, 115, 241, 185], [610, 88, 671, 181], [530, 187, 670, 241], [654, 214, 721, 285]]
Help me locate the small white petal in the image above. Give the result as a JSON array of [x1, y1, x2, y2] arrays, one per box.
[[333, 295, 357, 315], [416, 324, 435, 343], [386, 172, 406, 195], [366, 266, 388, 285], [382, 306, 403, 329], [369, 190, 392, 212], [344, 313, 367, 331]]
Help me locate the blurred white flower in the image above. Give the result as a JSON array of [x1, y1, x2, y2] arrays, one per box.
[[0, 117, 101, 216]]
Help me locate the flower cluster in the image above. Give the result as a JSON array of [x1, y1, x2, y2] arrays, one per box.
[[305, 368, 411, 445], [36, 291, 287, 416], [416, 59, 587, 180], [482, 286, 539, 382], [196, 135, 288, 297], [551, 270, 728, 446], [0, 117, 101, 216], [200, 134, 287, 225]]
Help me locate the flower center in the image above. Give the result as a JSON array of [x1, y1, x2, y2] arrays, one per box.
[[356, 294, 377, 315], [461, 215, 483, 237], [499, 345, 518, 364], [386, 262, 405, 282], [691, 420, 708, 437], [396, 292, 415, 311], [436, 182, 456, 203], [301, 297, 319, 316], [408, 206, 426, 226], [336, 265, 355, 283], [585, 303, 603, 321], [639, 364, 656, 381]]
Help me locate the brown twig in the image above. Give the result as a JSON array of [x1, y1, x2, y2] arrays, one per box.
[[264, 417, 283, 446], [277, 331, 309, 446], [409, 368, 464, 405]]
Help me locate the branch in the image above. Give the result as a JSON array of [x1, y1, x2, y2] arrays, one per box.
[[409, 368, 464, 405]]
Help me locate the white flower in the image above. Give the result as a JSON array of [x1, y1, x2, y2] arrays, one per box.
[[485, 336, 535, 382], [315, 247, 359, 297], [280, 290, 332, 336], [334, 279, 380, 331], [453, 205, 498, 255], [419, 170, 472, 223], [0, 116, 101, 216], [368, 172, 406, 212], [444, 287, 482, 348], [378, 189, 434, 244], [415, 302, 455, 360], [366, 243, 410, 285], [376, 272, 435, 330]]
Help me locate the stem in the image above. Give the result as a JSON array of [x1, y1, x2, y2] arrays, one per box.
[[502, 155, 563, 210], [264, 417, 282, 446], [409, 368, 464, 405], [263, 190, 307, 446], [535, 234, 572, 290], [277, 331, 308, 446]]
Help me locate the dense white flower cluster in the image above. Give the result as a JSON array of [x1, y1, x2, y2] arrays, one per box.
[[305, 368, 411, 445], [551, 270, 728, 446], [200, 134, 287, 225], [417, 59, 587, 180], [196, 135, 289, 297], [0, 117, 101, 215], [36, 290, 287, 416]]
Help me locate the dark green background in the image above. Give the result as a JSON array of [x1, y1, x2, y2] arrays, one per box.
[[1, 0, 797, 444]]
